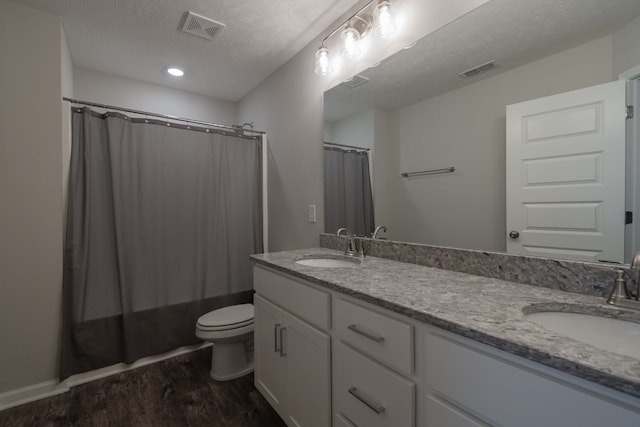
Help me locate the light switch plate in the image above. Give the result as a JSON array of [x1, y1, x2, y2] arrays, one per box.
[[308, 204, 316, 223]]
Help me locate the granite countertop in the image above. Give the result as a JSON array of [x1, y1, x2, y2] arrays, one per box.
[[251, 247, 640, 399]]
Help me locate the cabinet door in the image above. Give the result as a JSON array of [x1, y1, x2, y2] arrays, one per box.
[[285, 311, 331, 427], [254, 295, 287, 416]]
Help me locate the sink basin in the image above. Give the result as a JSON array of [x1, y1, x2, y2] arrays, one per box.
[[525, 311, 640, 359], [295, 258, 359, 268]]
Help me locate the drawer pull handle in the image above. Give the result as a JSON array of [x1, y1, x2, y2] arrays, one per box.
[[274, 323, 281, 353], [279, 326, 287, 357], [347, 324, 385, 342], [348, 387, 385, 414]]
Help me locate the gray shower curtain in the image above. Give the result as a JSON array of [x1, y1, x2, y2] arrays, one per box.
[[324, 146, 375, 236], [61, 107, 263, 379]]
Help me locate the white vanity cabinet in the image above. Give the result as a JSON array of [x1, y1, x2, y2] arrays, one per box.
[[253, 266, 331, 427], [253, 263, 640, 427], [424, 329, 640, 426]]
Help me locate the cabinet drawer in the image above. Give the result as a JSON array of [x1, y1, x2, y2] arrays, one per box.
[[334, 297, 413, 374], [426, 332, 640, 427], [426, 395, 486, 427], [253, 265, 330, 330], [334, 341, 415, 427]]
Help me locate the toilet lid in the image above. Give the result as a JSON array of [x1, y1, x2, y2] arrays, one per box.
[[197, 303, 254, 328]]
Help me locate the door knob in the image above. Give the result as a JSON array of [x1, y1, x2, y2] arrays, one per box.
[[509, 231, 520, 239]]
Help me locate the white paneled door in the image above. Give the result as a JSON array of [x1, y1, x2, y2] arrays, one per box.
[[506, 80, 627, 262]]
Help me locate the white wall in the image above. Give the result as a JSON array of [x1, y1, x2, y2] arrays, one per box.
[[389, 36, 614, 251], [0, 0, 64, 395], [327, 108, 375, 150], [613, 16, 640, 77], [73, 67, 237, 125], [238, 0, 490, 251]]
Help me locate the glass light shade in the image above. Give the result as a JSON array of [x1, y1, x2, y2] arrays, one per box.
[[340, 26, 362, 59], [314, 47, 332, 76], [373, 1, 396, 38]]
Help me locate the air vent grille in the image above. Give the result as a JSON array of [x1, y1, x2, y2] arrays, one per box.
[[341, 74, 370, 89], [181, 11, 225, 41], [460, 60, 497, 79]]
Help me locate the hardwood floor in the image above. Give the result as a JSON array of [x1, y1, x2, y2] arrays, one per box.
[[0, 348, 286, 427]]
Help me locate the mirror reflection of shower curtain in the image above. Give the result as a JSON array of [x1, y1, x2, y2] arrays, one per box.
[[324, 147, 375, 236], [61, 107, 263, 379]]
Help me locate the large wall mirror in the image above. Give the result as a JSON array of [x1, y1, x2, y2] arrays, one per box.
[[323, 0, 640, 264]]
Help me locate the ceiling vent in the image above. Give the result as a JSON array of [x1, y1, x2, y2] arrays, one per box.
[[459, 60, 497, 79], [181, 12, 225, 41], [341, 74, 370, 89]]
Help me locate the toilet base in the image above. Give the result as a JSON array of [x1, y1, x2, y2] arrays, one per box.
[[210, 362, 254, 381], [209, 339, 254, 381]]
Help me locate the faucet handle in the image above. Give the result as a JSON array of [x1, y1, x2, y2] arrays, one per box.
[[607, 268, 630, 305], [632, 251, 640, 269]]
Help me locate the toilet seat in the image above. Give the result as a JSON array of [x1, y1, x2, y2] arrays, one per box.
[[197, 318, 254, 332], [197, 303, 254, 330]]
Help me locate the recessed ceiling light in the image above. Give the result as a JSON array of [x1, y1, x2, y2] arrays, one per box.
[[167, 67, 184, 77]]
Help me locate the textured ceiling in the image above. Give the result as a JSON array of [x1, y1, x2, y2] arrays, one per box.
[[325, 0, 640, 122], [10, 0, 357, 101]]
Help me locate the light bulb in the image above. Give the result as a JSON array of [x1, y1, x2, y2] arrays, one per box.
[[314, 47, 332, 76], [341, 26, 362, 59], [373, 1, 396, 38], [167, 67, 184, 77]]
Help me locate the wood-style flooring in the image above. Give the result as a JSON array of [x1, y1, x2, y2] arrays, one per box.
[[0, 348, 286, 427]]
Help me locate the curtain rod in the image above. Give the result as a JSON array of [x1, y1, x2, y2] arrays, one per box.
[[324, 141, 371, 151], [63, 97, 265, 135]]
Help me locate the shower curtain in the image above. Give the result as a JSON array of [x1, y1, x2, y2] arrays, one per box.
[[61, 107, 263, 379], [324, 146, 375, 237]]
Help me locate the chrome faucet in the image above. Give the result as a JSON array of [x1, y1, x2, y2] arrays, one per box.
[[336, 228, 362, 257], [372, 225, 387, 239], [606, 252, 640, 310]]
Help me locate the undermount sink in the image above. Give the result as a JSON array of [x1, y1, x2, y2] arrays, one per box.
[[295, 257, 359, 268], [524, 309, 640, 359]]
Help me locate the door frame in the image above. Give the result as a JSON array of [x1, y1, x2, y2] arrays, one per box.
[[620, 65, 640, 264]]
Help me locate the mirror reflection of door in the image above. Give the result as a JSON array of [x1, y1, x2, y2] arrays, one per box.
[[506, 80, 627, 263], [324, 144, 375, 237]]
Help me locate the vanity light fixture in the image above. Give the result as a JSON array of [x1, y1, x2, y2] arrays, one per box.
[[373, 0, 396, 38], [315, 47, 332, 75], [167, 67, 184, 77], [341, 25, 362, 59], [314, 0, 398, 76]]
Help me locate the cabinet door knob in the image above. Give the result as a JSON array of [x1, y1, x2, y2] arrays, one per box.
[[509, 230, 520, 239]]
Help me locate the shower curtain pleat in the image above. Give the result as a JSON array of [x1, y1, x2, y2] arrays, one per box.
[[324, 147, 375, 236], [61, 108, 262, 379]]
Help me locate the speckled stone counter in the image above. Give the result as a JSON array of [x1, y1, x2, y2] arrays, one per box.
[[251, 247, 640, 399]]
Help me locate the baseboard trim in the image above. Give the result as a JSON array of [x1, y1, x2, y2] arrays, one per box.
[[63, 342, 211, 388], [0, 342, 210, 412], [0, 380, 69, 412]]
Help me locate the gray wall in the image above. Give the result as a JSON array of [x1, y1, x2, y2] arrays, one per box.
[[0, 0, 64, 394]]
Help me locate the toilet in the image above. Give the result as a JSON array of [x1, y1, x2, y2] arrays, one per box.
[[195, 303, 255, 381]]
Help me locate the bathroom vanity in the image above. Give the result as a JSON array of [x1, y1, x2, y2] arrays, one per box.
[[251, 247, 640, 426]]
